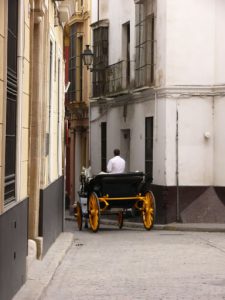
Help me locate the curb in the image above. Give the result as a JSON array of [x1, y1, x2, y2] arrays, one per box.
[[66, 216, 225, 233]]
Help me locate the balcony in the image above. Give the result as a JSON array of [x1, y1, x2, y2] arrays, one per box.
[[105, 60, 129, 96]]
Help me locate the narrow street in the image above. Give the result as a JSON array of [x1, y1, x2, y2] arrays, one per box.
[[39, 220, 225, 300]]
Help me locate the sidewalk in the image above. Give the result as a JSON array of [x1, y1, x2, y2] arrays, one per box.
[[13, 232, 74, 300]]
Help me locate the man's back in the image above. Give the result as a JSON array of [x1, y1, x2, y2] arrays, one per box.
[[107, 155, 125, 173]]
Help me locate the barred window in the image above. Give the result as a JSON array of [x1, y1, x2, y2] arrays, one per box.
[[93, 26, 108, 97], [145, 117, 153, 178], [135, 3, 154, 88], [4, 0, 18, 205], [68, 24, 77, 101]]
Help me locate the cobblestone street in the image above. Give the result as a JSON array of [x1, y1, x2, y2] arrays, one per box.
[[36, 220, 225, 300]]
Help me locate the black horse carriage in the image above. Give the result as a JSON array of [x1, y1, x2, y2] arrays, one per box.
[[75, 170, 156, 232]]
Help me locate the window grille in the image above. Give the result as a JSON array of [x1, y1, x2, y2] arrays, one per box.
[[101, 122, 107, 172], [93, 26, 108, 97], [68, 24, 77, 101], [68, 24, 83, 102], [135, 6, 155, 88], [145, 117, 153, 178], [105, 61, 124, 95], [4, 0, 18, 205]]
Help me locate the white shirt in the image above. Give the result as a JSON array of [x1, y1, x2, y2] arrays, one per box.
[[107, 155, 126, 174]]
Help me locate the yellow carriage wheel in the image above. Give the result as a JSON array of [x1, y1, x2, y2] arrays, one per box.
[[142, 191, 156, 230], [88, 192, 100, 232], [76, 202, 83, 231]]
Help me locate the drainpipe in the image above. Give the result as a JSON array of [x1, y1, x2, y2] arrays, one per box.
[[176, 107, 180, 222]]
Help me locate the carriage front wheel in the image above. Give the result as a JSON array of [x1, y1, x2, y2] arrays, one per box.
[[142, 191, 156, 230], [88, 192, 100, 232]]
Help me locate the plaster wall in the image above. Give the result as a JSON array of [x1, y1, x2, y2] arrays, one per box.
[[165, 97, 214, 186], [19, 0, 31, 200], [214, 97, 225, 185], [215, 0, 225, 84], [48, 1, 64, 182], [166, 0, 215, 85]]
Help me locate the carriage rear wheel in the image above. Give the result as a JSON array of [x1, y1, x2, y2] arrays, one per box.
[[76, 202, 83, 231], [89, 192, 100, 232], [118, 211, 124, 229], [142, 191, 155, 230]]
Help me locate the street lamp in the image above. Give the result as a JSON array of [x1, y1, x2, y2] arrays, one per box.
[[82, 45, 94, 70]]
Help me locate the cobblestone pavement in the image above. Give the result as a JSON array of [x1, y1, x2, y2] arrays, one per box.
[[39, 221, 225, 300]]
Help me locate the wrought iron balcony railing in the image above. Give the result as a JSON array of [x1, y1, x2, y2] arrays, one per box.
[[105, 60, 127, 95]]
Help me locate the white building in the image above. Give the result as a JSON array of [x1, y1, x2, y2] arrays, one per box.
[[89, 0, 225, 223]]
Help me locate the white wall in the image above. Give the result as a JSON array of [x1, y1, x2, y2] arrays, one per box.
[[166, 0, 215, 85], [215, 0, 225, 84], [214, 97, 225, 185]]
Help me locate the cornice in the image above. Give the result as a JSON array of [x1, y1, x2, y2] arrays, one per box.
[[90, 84, 225, 108], [67, 11, 90, 26]]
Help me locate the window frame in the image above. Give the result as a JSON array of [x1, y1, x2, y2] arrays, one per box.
[[4, 0, 19, 205], [135, 2, 155, 88]]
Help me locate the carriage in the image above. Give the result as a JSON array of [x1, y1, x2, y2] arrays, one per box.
[[75, 169, 156, 232]]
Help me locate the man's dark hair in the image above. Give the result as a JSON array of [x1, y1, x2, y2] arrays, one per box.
[[114, 149, 120, 156]]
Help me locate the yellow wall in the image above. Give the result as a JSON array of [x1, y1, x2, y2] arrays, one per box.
[[0, 0, 5, 212], [47, 0, 64, 182], [20, 0, 31, 200]]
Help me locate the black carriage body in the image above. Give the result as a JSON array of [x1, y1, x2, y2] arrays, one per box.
[[76, 171, 155, 232], [87, 172, 145, 209]]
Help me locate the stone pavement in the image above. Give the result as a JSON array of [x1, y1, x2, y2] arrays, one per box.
[[13, 218, 225, 300]]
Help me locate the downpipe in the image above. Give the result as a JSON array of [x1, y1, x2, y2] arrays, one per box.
[[176, 108, 181, 222]]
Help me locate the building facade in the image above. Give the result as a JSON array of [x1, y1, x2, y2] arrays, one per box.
[[64, 0, 92, 212], [0, 1, 75, 299], [90, 0, 225, 223]]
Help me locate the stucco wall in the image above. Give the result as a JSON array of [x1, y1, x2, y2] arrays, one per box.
[[214, 97, 225, 186], [20, 0, 31, 200], [48, 1, 64, 183], [166, 0, 215, 85]]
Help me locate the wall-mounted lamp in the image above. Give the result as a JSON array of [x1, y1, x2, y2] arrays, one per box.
[[82, 45, 94, 70]]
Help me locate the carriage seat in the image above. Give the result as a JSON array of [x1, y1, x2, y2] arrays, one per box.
[[89, 172, 145, 198]]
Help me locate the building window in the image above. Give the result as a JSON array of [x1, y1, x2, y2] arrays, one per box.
[[122, 22, 130, 87], [93, 26, 108, 97], [68, 24, 76, 101], [135, 2, 154, 87], [101, 122, 107, 172], [145, 117, 153, 178], [77, 35, 83, 102], [4, 0, 18, 205]]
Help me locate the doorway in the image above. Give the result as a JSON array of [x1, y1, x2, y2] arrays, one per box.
[[120, 129, 130, 172]]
